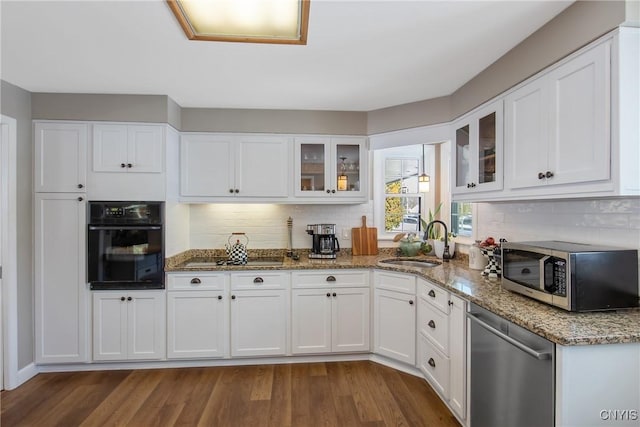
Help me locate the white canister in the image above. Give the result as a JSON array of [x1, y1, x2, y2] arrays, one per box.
[[469, 241, 488, 270]]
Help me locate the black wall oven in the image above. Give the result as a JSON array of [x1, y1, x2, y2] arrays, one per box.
[[88, 201, 164, 290]]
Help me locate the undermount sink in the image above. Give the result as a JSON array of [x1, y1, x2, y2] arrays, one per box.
[[379, 258, 441, 268], [184, 257, 284, 268]]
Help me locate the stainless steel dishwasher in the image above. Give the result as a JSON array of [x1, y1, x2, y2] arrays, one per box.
[[468, 303, 555, 427]]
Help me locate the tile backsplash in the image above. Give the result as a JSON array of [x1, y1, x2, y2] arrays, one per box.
[[476, 198, 640, 249], [184, 198, 639, 254], [188, 202, 373, 249]]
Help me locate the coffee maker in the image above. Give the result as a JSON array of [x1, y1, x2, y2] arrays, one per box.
[[306, 224, 340, 259]]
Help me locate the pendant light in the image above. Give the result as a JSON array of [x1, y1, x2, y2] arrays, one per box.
[[418, 144, 430, 193]]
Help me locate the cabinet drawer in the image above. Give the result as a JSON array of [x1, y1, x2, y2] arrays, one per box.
[[231, 272, 290, 290], [374, 271, 416, 295], [292, 270, 369, 289], [418, 300, 449, 354], [167, 273, 227, 291], [418, 278, 449, 313], [418, 334, 450, 399]]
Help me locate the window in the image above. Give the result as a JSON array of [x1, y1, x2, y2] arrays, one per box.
[[451, 202, 473, 238], [384, 158, 421, 233]]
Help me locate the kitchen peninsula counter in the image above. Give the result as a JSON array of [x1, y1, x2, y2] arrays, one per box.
[[166, 249, 640, 346]]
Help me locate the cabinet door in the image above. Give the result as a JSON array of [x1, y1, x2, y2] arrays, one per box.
[[452, 119, 474, 194], [332, 287, 370, 353], [231, 290, 288, 357], [452, 100, 503, 194], [448, 294, 467, 421], [35, 194, 88, 363], [167, 291, 228, 359], [34, 122, 87, 192], [332, 137, 367, 198], [236, 136, 290, 197], [92, 124, 129, 172], [547, 41, 611, 186], [505, 78, 549, 189], [374, 289, 416, 365], [475, 100, 503, 192], [294, 138, 330, 196], [291, 289, 332, 354], [181, 134, 234, 196], [127, 291, 166, 360], [127, 125, 164, 173], [92, 293, 127, 361]]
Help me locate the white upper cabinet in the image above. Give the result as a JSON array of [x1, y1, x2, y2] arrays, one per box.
[[503, 78, 548, 190], [34, 122, 88, 193], [88, 123, 166, 200], [451, 99, 503, 196], [294, 136, 367, 201], [180, 134, 235, 197], [505, 40, 610, 191], [458, 28, 638, 201], [235, 136, 290, 197], [93, 124, 163, 173], [180, 133, 291, 200]]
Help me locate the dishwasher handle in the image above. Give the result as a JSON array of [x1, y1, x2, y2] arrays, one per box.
[[467, 312, 551, 360]]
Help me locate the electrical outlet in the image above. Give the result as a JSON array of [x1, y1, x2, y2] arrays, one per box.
[[341, 228, 351, 240]]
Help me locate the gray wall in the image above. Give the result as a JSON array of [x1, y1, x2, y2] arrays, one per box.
[[31, 93, 174, 124], [1, 80, 33, 370], [367, 0, 627, 134], [180, 108, 367, 135], [30, 94, 368, 135]]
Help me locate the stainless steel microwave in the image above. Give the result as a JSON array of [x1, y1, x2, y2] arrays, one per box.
[[499, 241, 639, 311]]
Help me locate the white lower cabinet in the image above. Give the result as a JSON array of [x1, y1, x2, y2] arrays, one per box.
[[230, 272, 290, 357], [35, 193, 88, 364], [417, 277, 467, 422], [418, 333, 450, 397], [448, 294, 467, 419], [167, 291, 228, 359], [92, 291, 165, 361], [291, 270, 370, 354], [373, 271, 417, 365], [166, 273, 229, 359]]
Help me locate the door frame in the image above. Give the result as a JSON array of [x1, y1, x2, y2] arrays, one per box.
[[1, 114, 18, 389]]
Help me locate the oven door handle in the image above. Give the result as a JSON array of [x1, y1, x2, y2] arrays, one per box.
[[467, 312, 552, 360], [89, 225, 162, 231]]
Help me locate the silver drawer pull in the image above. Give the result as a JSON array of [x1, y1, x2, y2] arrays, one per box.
[[253, 277, 264, 284], [428, 320, 436, 329], [190, 278, 201, 284], [326, 276, 336, 282], [428, 358, 436, 368]]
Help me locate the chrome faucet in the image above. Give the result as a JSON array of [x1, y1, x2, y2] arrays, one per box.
[[424, 220, 452, 262]]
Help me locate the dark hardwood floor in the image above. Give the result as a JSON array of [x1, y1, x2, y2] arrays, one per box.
[[1, 361, 461, 426]]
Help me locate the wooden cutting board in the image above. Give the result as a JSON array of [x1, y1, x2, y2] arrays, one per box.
[[352, 216, 378, 256]]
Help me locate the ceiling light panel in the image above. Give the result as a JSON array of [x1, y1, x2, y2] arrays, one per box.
[[168, 0, 310, 44]]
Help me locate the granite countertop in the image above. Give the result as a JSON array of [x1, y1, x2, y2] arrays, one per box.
[[166, 249, 640, 346]]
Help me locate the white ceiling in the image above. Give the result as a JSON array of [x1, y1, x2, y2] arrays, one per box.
[[1, 0, 573, 111]]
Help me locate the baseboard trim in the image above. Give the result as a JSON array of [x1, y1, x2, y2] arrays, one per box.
[[8, 363, 39, 390], [36, 353, 372, 373]]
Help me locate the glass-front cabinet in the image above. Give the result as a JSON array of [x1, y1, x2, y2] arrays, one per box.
[[451, 99, 503, 197], [294, 136, 367, 200]]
